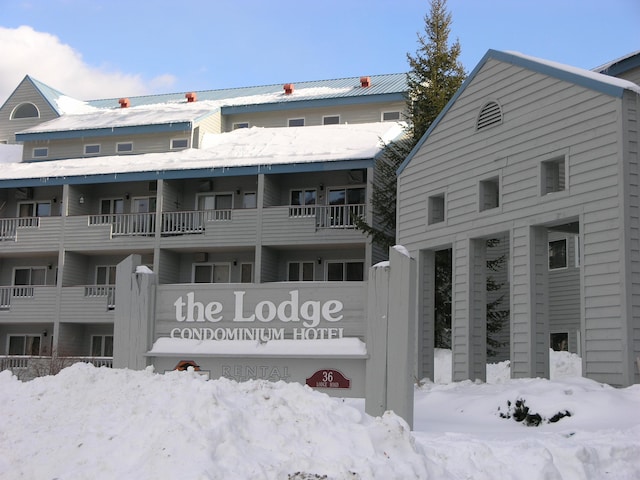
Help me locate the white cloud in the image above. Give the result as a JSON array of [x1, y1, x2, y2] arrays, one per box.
[[0, 26, 176, 103]]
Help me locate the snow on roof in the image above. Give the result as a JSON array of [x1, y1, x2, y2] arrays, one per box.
[[506, 50, 640, 94], [22, 86, 357, 135], [0, 122, 405, 181]]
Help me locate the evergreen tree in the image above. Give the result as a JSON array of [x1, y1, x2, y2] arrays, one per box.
[[355, 0, 465, 251]]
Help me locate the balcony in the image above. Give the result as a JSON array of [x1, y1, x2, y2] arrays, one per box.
[[160, 209, 232, 236], [58, 286, 116, 322], [0, 355, 113, 380], [89, 212, 156, 236], [0, 286, 57, 315]]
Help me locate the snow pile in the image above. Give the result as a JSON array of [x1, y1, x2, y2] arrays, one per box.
[[0, 350, 639, 479]]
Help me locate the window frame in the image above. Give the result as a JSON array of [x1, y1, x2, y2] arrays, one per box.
[[240, 263, 254, 283], [232, 122, 250, 130], [11, 102, 40, 120], [84, 144, 101, 155], [196, 192, 234, 211], [7, 334, 42, 356], [326, 260, 365, 282], [91, 335, 114, 357], [381, 111, 401, 122], [192, 262, 231, 283], [32, 147, 48, 159], [170, 138, 189, 150], [322, 115, 340, 125], [540, 154, 568, 196], [478, 175, 500, 212], [427, 192, 446, 225], [13, 266, 47, 286], [288, 118, 305, 127], [287, 261, 315, 282], [95, 265, 117, 285], [17, 200, 51, 217], [116, 141, 134, 153], [548, 238, 568, 270]]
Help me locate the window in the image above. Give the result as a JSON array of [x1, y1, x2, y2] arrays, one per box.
[[8, 335, 41, 355], [233, 122, 249, 130], [288, 118, 305, 127], [96, 266, 117, 285], [290, 189, 317, 216], [100, 198, 124, 215], [116, 142, 133, 153], [479, 177, 500, 211], [549, 239, 567, 270], [14, 267, 46, 286], [193, 264, 230, 283], [288, 262, 314, 281], [32, 147, 48, 158], [132, 197, 156, 213], [198, 193, 233, 211], [550, 332, 568, 352], [11, 103, 39, 119], [242, 192, 257, 209], [541, 157, 566, 195], [240, 263, 253, 283], [323, 115, 340, 125], [91, 335, 114, 356], [428, 194, 445, 225], [382, 111, 401, 121], [84, 144, 100, 155], [18, 201, 51, 217], [327, 261, 364, 281], [327, 187, 366, 227], [171, 138, 189, 150]]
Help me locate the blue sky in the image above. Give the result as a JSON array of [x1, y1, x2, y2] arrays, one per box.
[[0, 0, 638, 102]]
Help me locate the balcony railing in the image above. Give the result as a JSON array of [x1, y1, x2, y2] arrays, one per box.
[[0, 286, 36, 310], [89, 212, 156, 236], [84, 285, 116, 310], [287, 204, 366, 228], [0, 217, 40, 241], [0, 356, 113, 380]]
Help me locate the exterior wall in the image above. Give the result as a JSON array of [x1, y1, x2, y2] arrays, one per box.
[[21, 130, 192, 161], [223, 101, 406, 131], [398, 57, 634, 385], [0, 79, 59, 144]]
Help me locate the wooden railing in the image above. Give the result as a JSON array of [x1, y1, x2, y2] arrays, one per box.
[[0, 286, 35, 310], [89, 212, 156, 236], [288, 204, 366, 228], [84, 285, 116, 310], [161, 210, 205, 235], [0, 217, 40, 241]]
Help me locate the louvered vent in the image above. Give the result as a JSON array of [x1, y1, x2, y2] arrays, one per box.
[[477, 101, 502, 130]]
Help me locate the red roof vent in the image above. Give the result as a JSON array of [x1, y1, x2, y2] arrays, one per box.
[[360, 76, 371, 88], [185, 92, 197, 103], [118, 98, 130, 108], [283, 83, 294, 95]]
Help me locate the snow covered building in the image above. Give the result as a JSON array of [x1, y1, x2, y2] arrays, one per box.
[[0, 73, 407, 381], [397, 50, 640, 387]]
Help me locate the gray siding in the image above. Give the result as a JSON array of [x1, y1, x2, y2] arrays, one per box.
[[0, 79, 60, 144], [223, 101, 407, 131]]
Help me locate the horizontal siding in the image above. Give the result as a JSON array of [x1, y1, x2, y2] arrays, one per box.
[[223, 101, 407, 131], [58, 287, 115, 322], [0, 286, 58, 321]]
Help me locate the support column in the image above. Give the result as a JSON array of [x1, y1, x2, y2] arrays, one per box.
[[451, 237, 487, 382], [417, 249, 435, 381], [510, 226, 549, 379]]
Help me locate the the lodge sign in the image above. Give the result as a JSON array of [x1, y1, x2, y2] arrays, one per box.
[[169, 290, 347, 341]]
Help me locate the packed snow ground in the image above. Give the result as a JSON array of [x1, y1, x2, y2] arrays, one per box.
[[0, 350, 638, 479]]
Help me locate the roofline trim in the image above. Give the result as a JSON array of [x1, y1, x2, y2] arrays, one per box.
[[0, 158, 375, 188], [16, 121, 193, 141]]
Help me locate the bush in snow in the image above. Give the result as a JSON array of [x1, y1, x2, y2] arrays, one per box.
[[498, 398, 571, 427]]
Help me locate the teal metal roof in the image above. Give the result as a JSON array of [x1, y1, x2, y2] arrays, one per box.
[[397, 49, 640, 175], [594, 50, 640, 78], [27, 75, 68, 115], [87, 73, 407, 109]]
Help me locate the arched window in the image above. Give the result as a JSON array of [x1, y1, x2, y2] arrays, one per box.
[[476, 100, 502, 131], [11, 103, 40, 119]]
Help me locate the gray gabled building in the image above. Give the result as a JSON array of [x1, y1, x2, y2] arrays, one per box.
[[398, 49, 640, 387]]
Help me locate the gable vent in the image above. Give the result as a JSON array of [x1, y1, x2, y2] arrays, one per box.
[[476, 101, 502, 130]]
